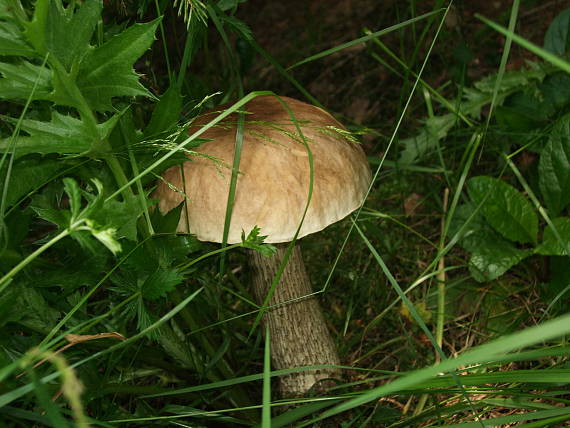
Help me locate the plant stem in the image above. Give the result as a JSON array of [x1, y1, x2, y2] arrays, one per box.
[[435, 187, 449, 364]]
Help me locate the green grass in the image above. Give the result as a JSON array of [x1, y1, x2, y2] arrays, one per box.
[[0, 0, 569, 426]]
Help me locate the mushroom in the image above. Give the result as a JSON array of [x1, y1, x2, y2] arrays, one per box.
[[153, 95, 371, 396]]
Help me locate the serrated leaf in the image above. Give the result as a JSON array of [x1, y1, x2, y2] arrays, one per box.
[[0, 112, 120, 156], [468, 176, 538, 244], [150, 202, 183, 234], [44, 0, 101, 71], [143, 84, 183, 138], [0, 60, 51, 100], [31, 205, 70, 229], [536, 217, 570, 256], [398, 65, 546, 164], [222, 14, 253, 41], [539, 115, 570, 216], [76, 18, 160, 111], [91, 194, 145, 241], [473, 67, 547, 93], [0, 20, 34, 56], [22, 0, 101, 70], [544, 8, 570, 56], [0, 287, 22, 328], [0, 157, 67, 208], [241, 226, 276, 257], [141, 267, 184, 300], [15, 285, 60, 333], [468, 234, 532, 282], [21, 0, 48, 53], [63, 177, 81, 220], [84, 219, 121, 254], [0, 0, 27, 21]]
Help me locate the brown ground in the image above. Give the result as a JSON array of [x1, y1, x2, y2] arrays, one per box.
[[237, 0, 570, 145]]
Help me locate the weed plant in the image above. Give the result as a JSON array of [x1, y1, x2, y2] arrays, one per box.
[[0, 0, 569, 427]]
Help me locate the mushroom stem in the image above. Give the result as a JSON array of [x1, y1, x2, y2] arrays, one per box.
[[249, 243, 341, 397]]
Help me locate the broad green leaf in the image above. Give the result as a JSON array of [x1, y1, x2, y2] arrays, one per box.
[[539, 115, 570, 216], [44, 0, 101, 71], [90, 194, 146, 241], [21, 0, 48, 53], [540, 72, 570, 112], [0, 0, 27, 21], [150, 202, 183, 234], [30, 205, 70, 229], [0, 21, 34, 56], [142, 267, 184, 300], [0, 136, 86, 157], [31, 178, 121, 254], [0, 60, 51, 100], [22, 0, 101, 70], [466, 229, 532, 282], [0, 157, 67, 208], [536, 217, 570, 256], [468, 176, 538, 244], [76, 18, 160, 111], [448, 202, 489, 252], [143, 84, 183, 138], [544, 8, 570, 56], [0, 112, 120, 156]]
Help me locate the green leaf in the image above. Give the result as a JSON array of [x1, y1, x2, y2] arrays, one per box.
[[30, 205, 70, 230], [241, 226, 276, 257], [21, 0, 48, 53], [539, 115, 570, 216], [47, 0, 101, 71], [0, 0, 27, 21], [0, 20, 34, 56], [76, 18, 160, 111], [15, 285, 60, 334], [540, 72, 570, 112], [448, 202, 492, 252], [141, 268, 184, 300], [150, 202, 183, 234], [468, 231, 532, 282], [450, 203, 533, 282], [0, 157, 67, 208], [143, 84, 183, 138], [397, 66, 546, 164], [468, 176, 538, 244], [62, 177, 81, 220], [83, 219, 121, 254], [90, 195, 145, 241], [544, 8, 570, 56], [217, 0, 247, 12], [0, 60, 51, 100], [536, 217, 570, 256], [22, 0, 100, 69], [0, 112, 120, 156]]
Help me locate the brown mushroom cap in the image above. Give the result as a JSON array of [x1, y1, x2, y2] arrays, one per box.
[[154, 95, 372, 243]]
